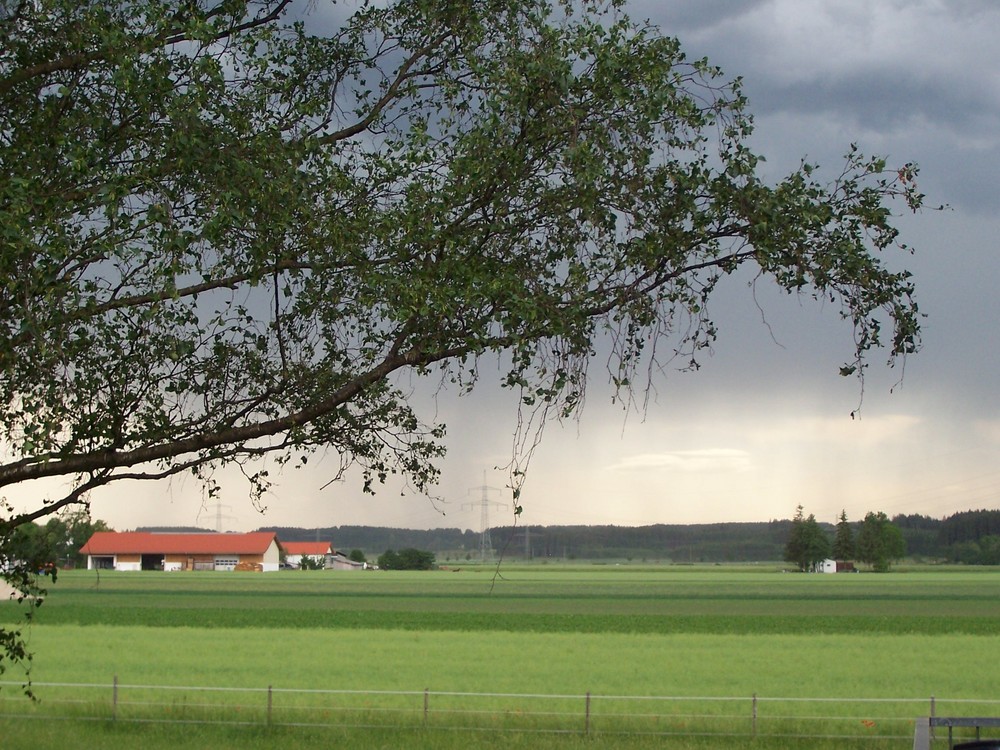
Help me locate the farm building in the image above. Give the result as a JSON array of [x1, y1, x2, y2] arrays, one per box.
[[329, 552, 365, 570], [816, 558, 856, 573], [281, 541, 334, 569], [280, 542, 366, 570], [79, 531, 281, 572]]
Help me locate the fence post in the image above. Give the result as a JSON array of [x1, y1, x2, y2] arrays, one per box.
[[752, 693, 758, 737], [267, 685, 272, 725], [585, 691, 591, 735], [930, 695, 936, 741], [424, 688, 429, 723], [112, 674, 118, 720]]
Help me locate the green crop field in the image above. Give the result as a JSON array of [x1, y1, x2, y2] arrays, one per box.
[[1, 565, 999, 749]]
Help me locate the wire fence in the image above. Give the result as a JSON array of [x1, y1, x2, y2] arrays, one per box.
[[2, 679, 999, 744]]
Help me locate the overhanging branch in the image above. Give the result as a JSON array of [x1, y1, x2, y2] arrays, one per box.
[[0, 341, 468, 490]]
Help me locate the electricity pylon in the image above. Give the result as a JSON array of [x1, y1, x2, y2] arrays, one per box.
[[197, 501, 237, 533], [463, 471, 506, 561]]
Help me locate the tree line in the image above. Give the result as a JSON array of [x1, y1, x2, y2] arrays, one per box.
[[266, 522, 792, 562], [894, 510, 1000, 564], [269, 510, 1000, 565]]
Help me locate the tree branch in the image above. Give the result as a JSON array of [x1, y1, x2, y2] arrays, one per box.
[[0, 0, 294, 98], [0, 475, 104, 534], [317, 31, 450, 145], [0, 341, 468, 489]]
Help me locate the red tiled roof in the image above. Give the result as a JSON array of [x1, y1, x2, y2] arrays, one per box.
[[281, 542, 332, 555], [79, 531, 277, 555]]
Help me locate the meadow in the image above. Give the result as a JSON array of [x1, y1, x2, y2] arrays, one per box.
[[1, 564, 999, 748]]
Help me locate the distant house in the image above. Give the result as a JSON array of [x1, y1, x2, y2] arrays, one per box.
[[281, 541, 334, 569], [79, 531, 281, 572], [817, 558, 856, 574]]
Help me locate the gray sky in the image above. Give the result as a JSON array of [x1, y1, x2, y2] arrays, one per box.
[[43, 0, 1000, 533]]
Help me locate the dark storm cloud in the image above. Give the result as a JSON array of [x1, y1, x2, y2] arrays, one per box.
[[630, 0, 768, 33], [635, 2, 1000, 217], [746, 72, 1000, 214], [749, 72, 994, 133]]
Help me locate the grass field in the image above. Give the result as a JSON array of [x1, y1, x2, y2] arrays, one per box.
[[1, 564, 999, 748]]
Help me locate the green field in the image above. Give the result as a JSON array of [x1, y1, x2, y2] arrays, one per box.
[[1, 565, 999, 748]]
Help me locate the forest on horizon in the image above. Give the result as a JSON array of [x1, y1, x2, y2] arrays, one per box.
[[233, 509, 1000, 564]]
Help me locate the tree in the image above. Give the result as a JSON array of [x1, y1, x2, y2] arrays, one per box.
[[398, 548, 436, 570], [348, 549, 367, 564], [856, 511, 906, 572], [378, 548, 435, 571], [948, 541, 982, 566], [784, 506, 807, 570], [0, 509, 107, 597], [3, 522, 58, 573], [784, 506, 831, 572], [976, 536, 1000, 565], [377, 550, 401, 570], [832, 510, 855, 561], [946, 535, 1000, 566], [298, 554, 323, 570], [1, 0, 927, 674], [38, 508, 111, 569]]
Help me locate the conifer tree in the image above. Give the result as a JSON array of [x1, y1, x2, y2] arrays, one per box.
[[832, 510, 855, 560]]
